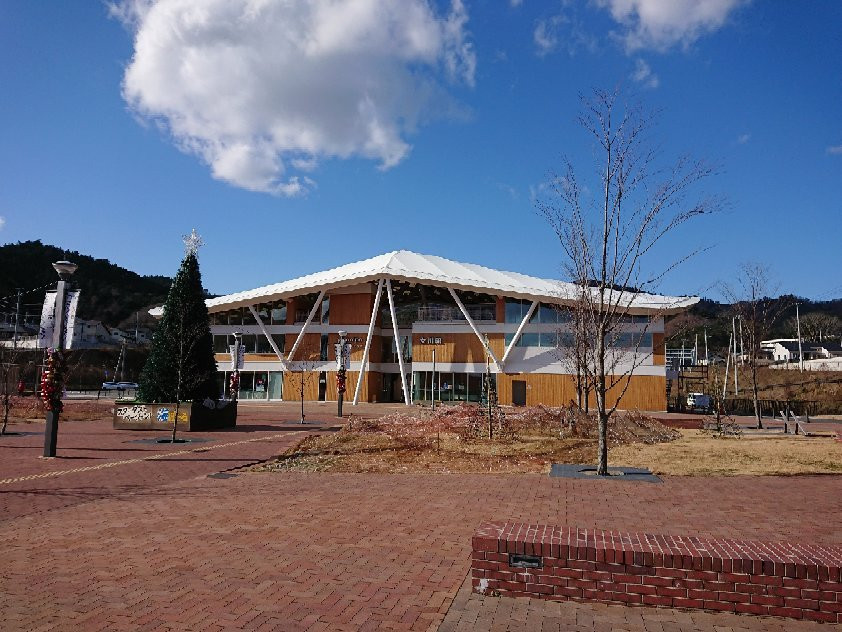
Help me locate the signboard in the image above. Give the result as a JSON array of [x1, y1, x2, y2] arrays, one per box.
[[63, 290, 80, 349], [37, 291, 57, 349], [417, 337, 443, 345]]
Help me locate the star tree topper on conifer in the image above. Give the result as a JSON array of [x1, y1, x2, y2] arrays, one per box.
[[137, 229, 217, 404]]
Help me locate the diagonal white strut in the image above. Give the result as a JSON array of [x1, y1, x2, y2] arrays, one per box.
[[448, 287, 503, 370], [286, 290, 325, 362], [386, 279, 411, 406], [500, 300, 538, 365], [248, 304, 287, 369], [352, 279, 384, 405]]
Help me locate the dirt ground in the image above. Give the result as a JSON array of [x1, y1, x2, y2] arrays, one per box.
[[253, 405, 680, 474], [253, 404, 842, 477], [612, 428, 842, 476]]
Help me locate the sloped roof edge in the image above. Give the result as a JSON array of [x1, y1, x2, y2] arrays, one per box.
[[150, 250, 699, 316]]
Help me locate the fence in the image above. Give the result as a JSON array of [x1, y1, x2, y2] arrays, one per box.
[[668, 396, 842, 416]]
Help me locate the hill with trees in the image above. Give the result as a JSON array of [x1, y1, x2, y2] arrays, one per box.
[[0, 240, 172, 328]]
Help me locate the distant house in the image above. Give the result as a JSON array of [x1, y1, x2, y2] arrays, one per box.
[[761, 338, 842, 363]]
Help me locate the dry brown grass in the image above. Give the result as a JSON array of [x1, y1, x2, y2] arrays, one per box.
[[611, 429, 842, 476], [4, 397, 112, 423], [253, 405, 679, 474]]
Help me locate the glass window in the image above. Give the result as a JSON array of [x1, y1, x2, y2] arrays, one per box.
[[520, 332, 540, 347], [271, 333, 285, 353], [213, 335, 230, 353], [453, 372, 467, 401], [539, 331, 558, 348], [256, 334, 273, 353], [253, 371, 268, 396], [270, 302, 287, 325], [240, 334, 257, 353], [320, 334, 329, 361], [268, 372, 283, 399], [468, 373, 482, 402], [243, 307, 257, 325], [321, 297, 330, 324], [255, 304, 270, 323], [227, 308, 243, 326], [440, 372, 454, 402], [505, 299, 529, 323]]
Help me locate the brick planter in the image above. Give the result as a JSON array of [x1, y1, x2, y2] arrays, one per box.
[[472, 522, 842, 623]]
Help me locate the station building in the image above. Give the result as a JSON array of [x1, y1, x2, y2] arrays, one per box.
[[202, 251, 697, 410]]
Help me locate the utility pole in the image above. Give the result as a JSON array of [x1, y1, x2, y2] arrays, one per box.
[[732, 316, 739, 395], [796, 303, 804, 372], [738, 316, 745, 366], [703, 328, 709, 365], [723, 332, 732, 400], [12, 289, 22, 349]]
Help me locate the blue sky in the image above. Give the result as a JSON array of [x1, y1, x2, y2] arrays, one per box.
[[1, 1, 840, 301]]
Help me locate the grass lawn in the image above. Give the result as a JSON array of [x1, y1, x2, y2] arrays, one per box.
[[612, 429, 842, 476]]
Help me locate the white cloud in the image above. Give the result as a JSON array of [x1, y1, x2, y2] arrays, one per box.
[[737, 133, 750, 144], [595, 0, 746, 52], [630, 58, 659, 88], [827, 145, 842, 155], [0, 216, 5, 231], [534, 15, 563, 57], [114, 0, 476, 196]]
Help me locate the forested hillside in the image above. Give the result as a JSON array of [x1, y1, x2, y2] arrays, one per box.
[[0, 240, 171, 327]]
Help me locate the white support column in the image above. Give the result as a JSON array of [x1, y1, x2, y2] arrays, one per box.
[[501, 300, 538, 365], [386, 279, 411, 406], [248, 304, 287, 369], [448, 287, 504, 370], [352, 279, 384, 405], [286, 290, 325, 362]]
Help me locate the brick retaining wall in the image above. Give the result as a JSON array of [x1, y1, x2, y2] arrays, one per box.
[[472, 522, 842, 623]]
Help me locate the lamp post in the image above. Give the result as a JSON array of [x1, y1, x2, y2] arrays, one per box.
[[335, 330, 348, 417], [43, 260, 77, 457], [230, 331, 243, 400]]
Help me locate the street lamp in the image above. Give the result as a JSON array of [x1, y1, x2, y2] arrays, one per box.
[[335, 330, 348, 417], [43, 260, 77, 457]]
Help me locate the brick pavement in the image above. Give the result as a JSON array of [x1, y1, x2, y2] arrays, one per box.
[[1, 402, 841, 631]]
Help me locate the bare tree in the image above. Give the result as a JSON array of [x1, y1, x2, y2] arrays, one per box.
[[784, 312, 841, 342], [0, 348, 23, 435], [288, 341, 320, 424], [537, 88, 719, 475], [721, 263, 788, 429]]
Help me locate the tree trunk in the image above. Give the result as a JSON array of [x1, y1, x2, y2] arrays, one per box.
[[751, 362, 762, 429]]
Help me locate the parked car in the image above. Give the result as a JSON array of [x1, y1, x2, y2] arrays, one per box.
[[687, 392, 711, 411], [101, 381, 139, 390]]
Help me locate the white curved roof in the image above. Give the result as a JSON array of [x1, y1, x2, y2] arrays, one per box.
[[152, 250, 698, 315]]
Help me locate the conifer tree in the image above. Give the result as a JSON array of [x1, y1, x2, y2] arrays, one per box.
[[138, 231, 217, 404]]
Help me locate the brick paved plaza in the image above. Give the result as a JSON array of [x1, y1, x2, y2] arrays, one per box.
[[1, 402, 840, 631]]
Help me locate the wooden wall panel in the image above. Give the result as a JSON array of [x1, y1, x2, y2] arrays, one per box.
[[329, 293, 375, 325], [497, 373, 666, 411], [283, 370, 321, 402], [285, 333, 322, 361], [282, 369, 381, 402], [496, 297, 505, 324], [652, 333, 665, 365], [412, 333, 504, 364]]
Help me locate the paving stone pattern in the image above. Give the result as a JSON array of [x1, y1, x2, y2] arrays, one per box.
[[1, 403, 841, 631]]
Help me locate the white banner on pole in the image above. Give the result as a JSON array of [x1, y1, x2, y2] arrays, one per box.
[[63, 290, 80, 349], [229, 344, 244, 370], [37, 291, 57, 349]]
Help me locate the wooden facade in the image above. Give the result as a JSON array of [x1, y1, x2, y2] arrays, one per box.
[[211, 281, 673, 411]]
